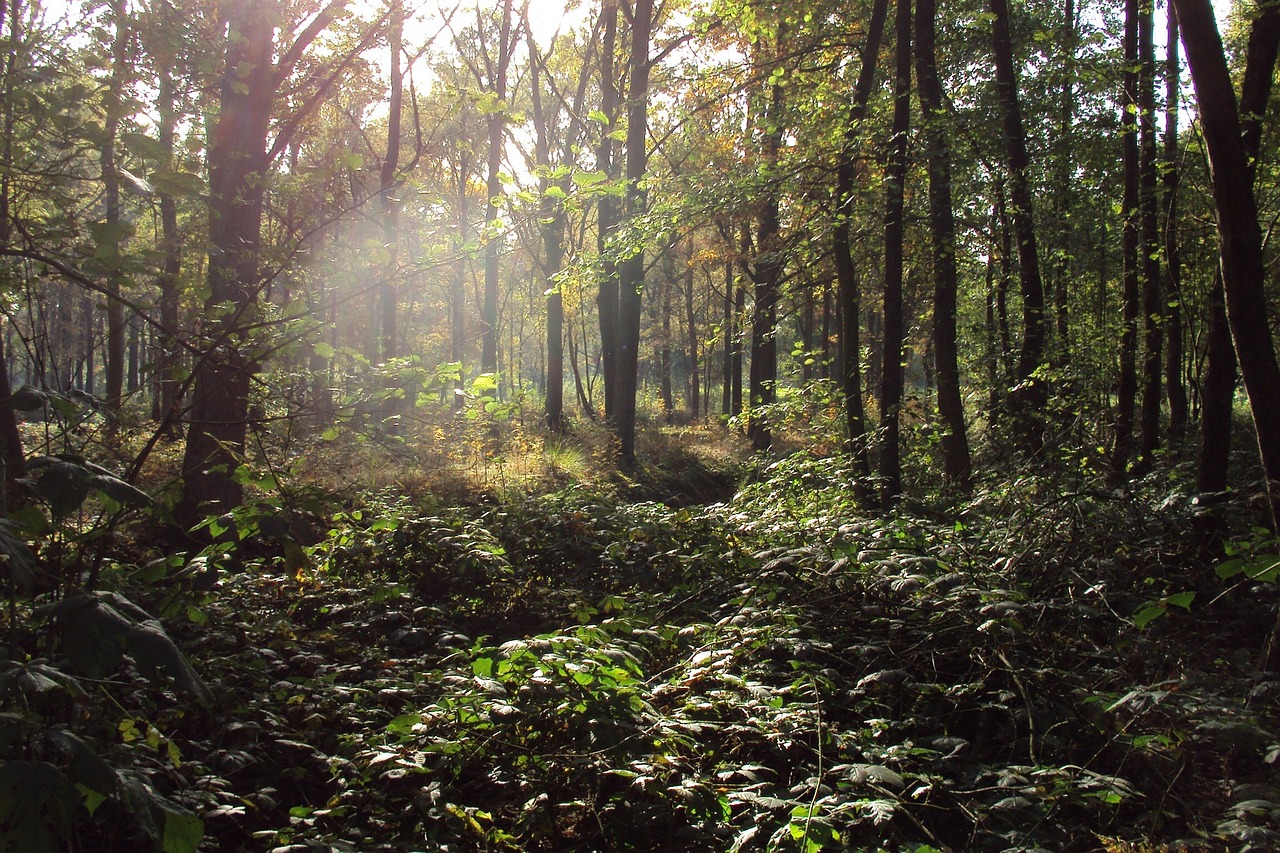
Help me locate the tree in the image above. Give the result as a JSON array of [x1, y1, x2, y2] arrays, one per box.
[[1172, 0, 1280, 530], [915, 0, 970, 490], [1111, 0, 1140, 476], [480, 0, 515, 376], [613, 0, 652, 463], [990, 0, 1046, 452], [176, 0, 371, 526], [879, 0, 911, 501]]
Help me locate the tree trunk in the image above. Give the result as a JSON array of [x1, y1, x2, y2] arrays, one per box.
[[834, 0, 887, 477], [1173, 0, 1280, 531], [748, 78, 783, 453], [1137, 3, 1163, 465], [102, 0, 128, 411], [1195, 0, 1278, 491], [721, 258, 733, 416], [1163, 6, 1188, 440], [177, 1, 344, 526], [451, 149, 470, 412], [481, 0, 514, 376], [991, 0, 1046, 452], [596, 0, 620, 421], [879, 0, 911, 500], [916, 0, 971, 490], [1111, 0, 1140, 477], [156, 53, 182, 434], [614, 0, 651, 462], [379, 0, 403, 428], [0, 0, 26, 503]]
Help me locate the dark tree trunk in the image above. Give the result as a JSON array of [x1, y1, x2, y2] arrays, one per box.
[[0, 0, 25, 503], [916, 0, 970, 490], [177, 1, 342, 526], [596, 0, 620, 421], [686, 258, 699, 417], [1111, 0, 1140, 477], [721, 259, 733, 416], [103, 0, 128, 411], [733, 280, 745, 416], [1174, 0, 1280, 532], [1197, 273, 1235, 493], [1163, 6, 1188, 440], [615, 0, 651, 462], [176, 6, 275, 526], [748, 78, 784, 453], [659, 261, 674, 418], [834, 0, 887, 478], [879, 0, 911, 500], [1195, 0, 1279, 491], [991, 0, 1047, 451], [1137, 3, 1163, 465], [156, 57, 182, 433]]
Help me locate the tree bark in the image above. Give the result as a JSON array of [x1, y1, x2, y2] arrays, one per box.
[[1196, 0, 1279, 491], [879, 0, 911, 500], [1137, 2, 1163, 465], [834, 0, 887, 478], [481, 0, 514, 376], [1163, 6, 1188, 441], [1173, 0, 1280, 530], [747, 79, 783, 453], [177, 0, 347, 526], [614, 0, 651, 462], [596, 0, 620, 421], [102, 0, 128, 411], [990, 0, 1047, 452], [915, 0, 970, 490], [1111, 0, 1140, 477]]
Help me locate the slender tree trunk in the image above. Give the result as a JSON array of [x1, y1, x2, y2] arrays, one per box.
[[102, 0, 128, 411], [733, 281, 744, 416], [615, 0, 651, 462], [991, 0, 1047, 451], [1137, 3, 1163, 465], [834, 0, 887, 477], [916, 0, 970, 489], [1173, 0, 1280, 532], [721, 258, 733, 416], [156, 53, 182, 433], [379, 0, 403, 429], [596, 0, 620, 420], [879, 0, 911, 500], [481, 0, 514, 376], [748, 79, 783, 453], [0, 0, 26, 502], [1198, 274, 1235, 492], [658, 256, 674, 417], [1111, 0, 1140, 477], [451, 150, 470, 412], [1051, 0, 1075, 368], [686, 257, 699, 417], [1164, 6, 1188, 441]]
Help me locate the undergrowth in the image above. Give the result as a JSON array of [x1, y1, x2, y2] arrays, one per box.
[[3, 439, 1279, 851]]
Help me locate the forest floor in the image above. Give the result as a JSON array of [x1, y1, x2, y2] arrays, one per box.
[[6, 417, 1280, 852]]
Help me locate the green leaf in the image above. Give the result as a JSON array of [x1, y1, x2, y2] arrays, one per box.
[[161, 807, 203, 853], [1164, 591, 1196, 610], [1133, 603, 1166, 628], [150, 170, 206, 198]]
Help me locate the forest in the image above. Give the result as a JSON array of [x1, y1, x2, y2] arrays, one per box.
[[2, 0, 1280, 849]]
